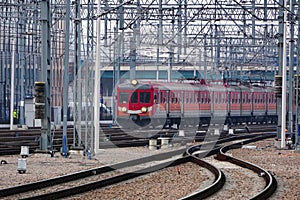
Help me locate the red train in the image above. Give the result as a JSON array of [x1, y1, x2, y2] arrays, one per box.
[[116, 79, 277, 130]]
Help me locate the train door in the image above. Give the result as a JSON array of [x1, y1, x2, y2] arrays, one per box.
[[228, 91, 231, 116], [166, 90, 170, 116], [129, 90, 138, 111], [239, 88, 242, 117], [211, 91, 215, 116], [181, 90, 184, 117]]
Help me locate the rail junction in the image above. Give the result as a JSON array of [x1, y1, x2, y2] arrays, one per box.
[[1, 1, 300, 199]]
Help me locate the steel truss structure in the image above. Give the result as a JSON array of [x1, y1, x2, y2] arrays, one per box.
[[1, 0, 300, 153]]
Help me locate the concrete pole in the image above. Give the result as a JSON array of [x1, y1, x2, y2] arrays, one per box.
[[10, 39, 16, 130], [276, 0, 284, 146], [94, 0, 102, 154], [281, 0, 288, 148], [296, 0, 300, 148], [288, 0, 295, 134]]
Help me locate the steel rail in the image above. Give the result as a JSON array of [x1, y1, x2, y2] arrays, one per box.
[[1, 133, 232, 199], [0, 146, 188, 198], [19, 156, 215, 200], [216, 134, 277, 200], [183, 132, 277, 199]]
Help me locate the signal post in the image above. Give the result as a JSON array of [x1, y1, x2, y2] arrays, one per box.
[[34, 82, 51, 151]]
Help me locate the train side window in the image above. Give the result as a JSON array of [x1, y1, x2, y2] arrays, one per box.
[[160, 91, 165, 103], [233, 95, 236, 104], [196, 93, 200, 103], [154, 93, 158, 104], [119, 92, 129, 103], [259, 94, 262, 104], [178, 94, 182, 103], [186, 93, 189, 104], [200, 92, 203, 103], [131, 92, 138, 103]]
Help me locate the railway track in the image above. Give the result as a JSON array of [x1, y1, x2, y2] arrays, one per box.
[[186, 133, 277, 199], [0, 128, 74, 156], [0, 132, 276, 199], [99, 124, 276, 148], [0, 124, 276, 155], [0, 146, 190, 199]]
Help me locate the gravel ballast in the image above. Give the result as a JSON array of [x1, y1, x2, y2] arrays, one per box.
[[0, 138, 299, 199]]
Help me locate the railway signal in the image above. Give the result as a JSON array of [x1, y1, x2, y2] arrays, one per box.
[[34, 82, 46, 119]]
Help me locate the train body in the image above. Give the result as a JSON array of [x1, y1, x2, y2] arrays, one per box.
[[116, 79, 277, 129]]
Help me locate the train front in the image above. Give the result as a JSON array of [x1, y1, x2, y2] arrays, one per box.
[[116, 80, 155, 129]]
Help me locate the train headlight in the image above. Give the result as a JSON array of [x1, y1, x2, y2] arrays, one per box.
[[131, 79, 138, 86], [141, 107, 147, 113], [121, 107, 127, 112]]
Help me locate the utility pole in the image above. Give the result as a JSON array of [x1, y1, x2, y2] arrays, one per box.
[[39, 0, 51, 152], [94, 0, 101, 154], [62, 0, 71, 157]]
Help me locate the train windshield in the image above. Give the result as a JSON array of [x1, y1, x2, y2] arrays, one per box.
[[119, 92, 129, 103], [131, 92, 138, 103], [140, 92, 150, 103], [119, 91, 151, 104]]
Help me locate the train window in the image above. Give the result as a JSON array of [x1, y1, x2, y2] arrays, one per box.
[[154, 93, 158, 104], [160, 92, 164, 103], [131, 92, 138, 103], [171, 97, 175, 103], [178, 94, 182, 103], [185, 93, 189, 104], [196, 93, 200, 103], [259, 94, 262, 104], [119, 92, 129, 103], [140, 92, 151, 103], [221, 93, 223, 103], [221, 93, 225, 104]]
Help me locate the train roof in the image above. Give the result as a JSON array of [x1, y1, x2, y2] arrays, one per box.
[[118, 80, 273, 93]]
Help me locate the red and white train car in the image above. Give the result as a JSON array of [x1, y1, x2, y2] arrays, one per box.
[[116, 79, 277, 129]]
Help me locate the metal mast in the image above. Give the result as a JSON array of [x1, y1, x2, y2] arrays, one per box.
[[40, 0, 51, 151]]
